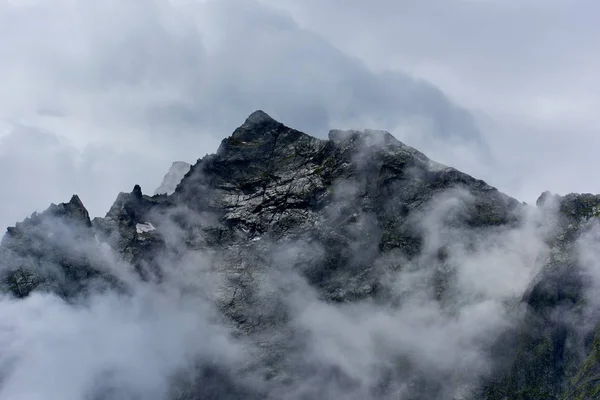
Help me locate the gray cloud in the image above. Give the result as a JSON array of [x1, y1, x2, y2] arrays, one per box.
[[268, 0, 599, 121], [265, 0, 600, 200], [0, 0, 491, 230]]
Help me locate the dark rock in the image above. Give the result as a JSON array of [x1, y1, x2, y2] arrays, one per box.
[[3, 111, 600, 399], [132, 184, 143, 199], [0, 196, 119, 299]]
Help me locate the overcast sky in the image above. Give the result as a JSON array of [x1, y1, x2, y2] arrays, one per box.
[[1, 0, 599, 230]]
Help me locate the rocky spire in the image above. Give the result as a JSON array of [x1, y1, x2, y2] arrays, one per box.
[[132, 184, 143, 199]]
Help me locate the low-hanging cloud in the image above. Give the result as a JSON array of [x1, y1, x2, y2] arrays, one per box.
[[210, 183, 553, 399], [0, 206, 257, 400], [0, 150, 578, 400]]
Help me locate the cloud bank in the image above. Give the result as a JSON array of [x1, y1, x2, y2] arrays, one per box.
[[0, 0, 487, 230]]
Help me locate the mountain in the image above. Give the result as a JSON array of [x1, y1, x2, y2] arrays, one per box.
[[154, 161, 192, 195], [1, 110, 600, 399]]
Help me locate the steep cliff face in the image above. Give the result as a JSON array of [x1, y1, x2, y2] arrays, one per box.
[[1, 111, 599, 399], [481, 193, 600, 400]]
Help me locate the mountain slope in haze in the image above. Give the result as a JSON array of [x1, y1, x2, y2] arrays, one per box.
[[155, 162, 192, 195], [1, 111, 599, 399]]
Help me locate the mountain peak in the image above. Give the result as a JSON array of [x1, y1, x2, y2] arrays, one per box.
[[68, 194, 84, 208], [241, 110, 276, 128], [132, 184, 143, 199], [224, 110, 283, 146], [216, 110, 306, 158]]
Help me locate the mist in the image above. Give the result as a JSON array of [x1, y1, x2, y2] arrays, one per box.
[[0, 173, 565, 399]]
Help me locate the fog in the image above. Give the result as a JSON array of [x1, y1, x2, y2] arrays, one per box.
[[0, 176, 566, 399]]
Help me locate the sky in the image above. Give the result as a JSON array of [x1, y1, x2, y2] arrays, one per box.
[[1, 0, 599, 230]]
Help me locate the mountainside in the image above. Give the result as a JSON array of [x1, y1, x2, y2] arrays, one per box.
[[1, 111, 600, 399], [155, 162, 192, 196]]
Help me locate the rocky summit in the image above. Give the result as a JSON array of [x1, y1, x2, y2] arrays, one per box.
[[2, 111, 600, 399]]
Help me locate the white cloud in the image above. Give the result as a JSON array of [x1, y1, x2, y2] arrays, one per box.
[[0, 283, 245, 400]]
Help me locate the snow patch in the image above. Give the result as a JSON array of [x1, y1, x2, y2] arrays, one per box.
[[136, 222, 156, 234]]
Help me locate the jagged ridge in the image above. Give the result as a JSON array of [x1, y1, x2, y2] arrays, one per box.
[[2, 111, 600, 399]]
